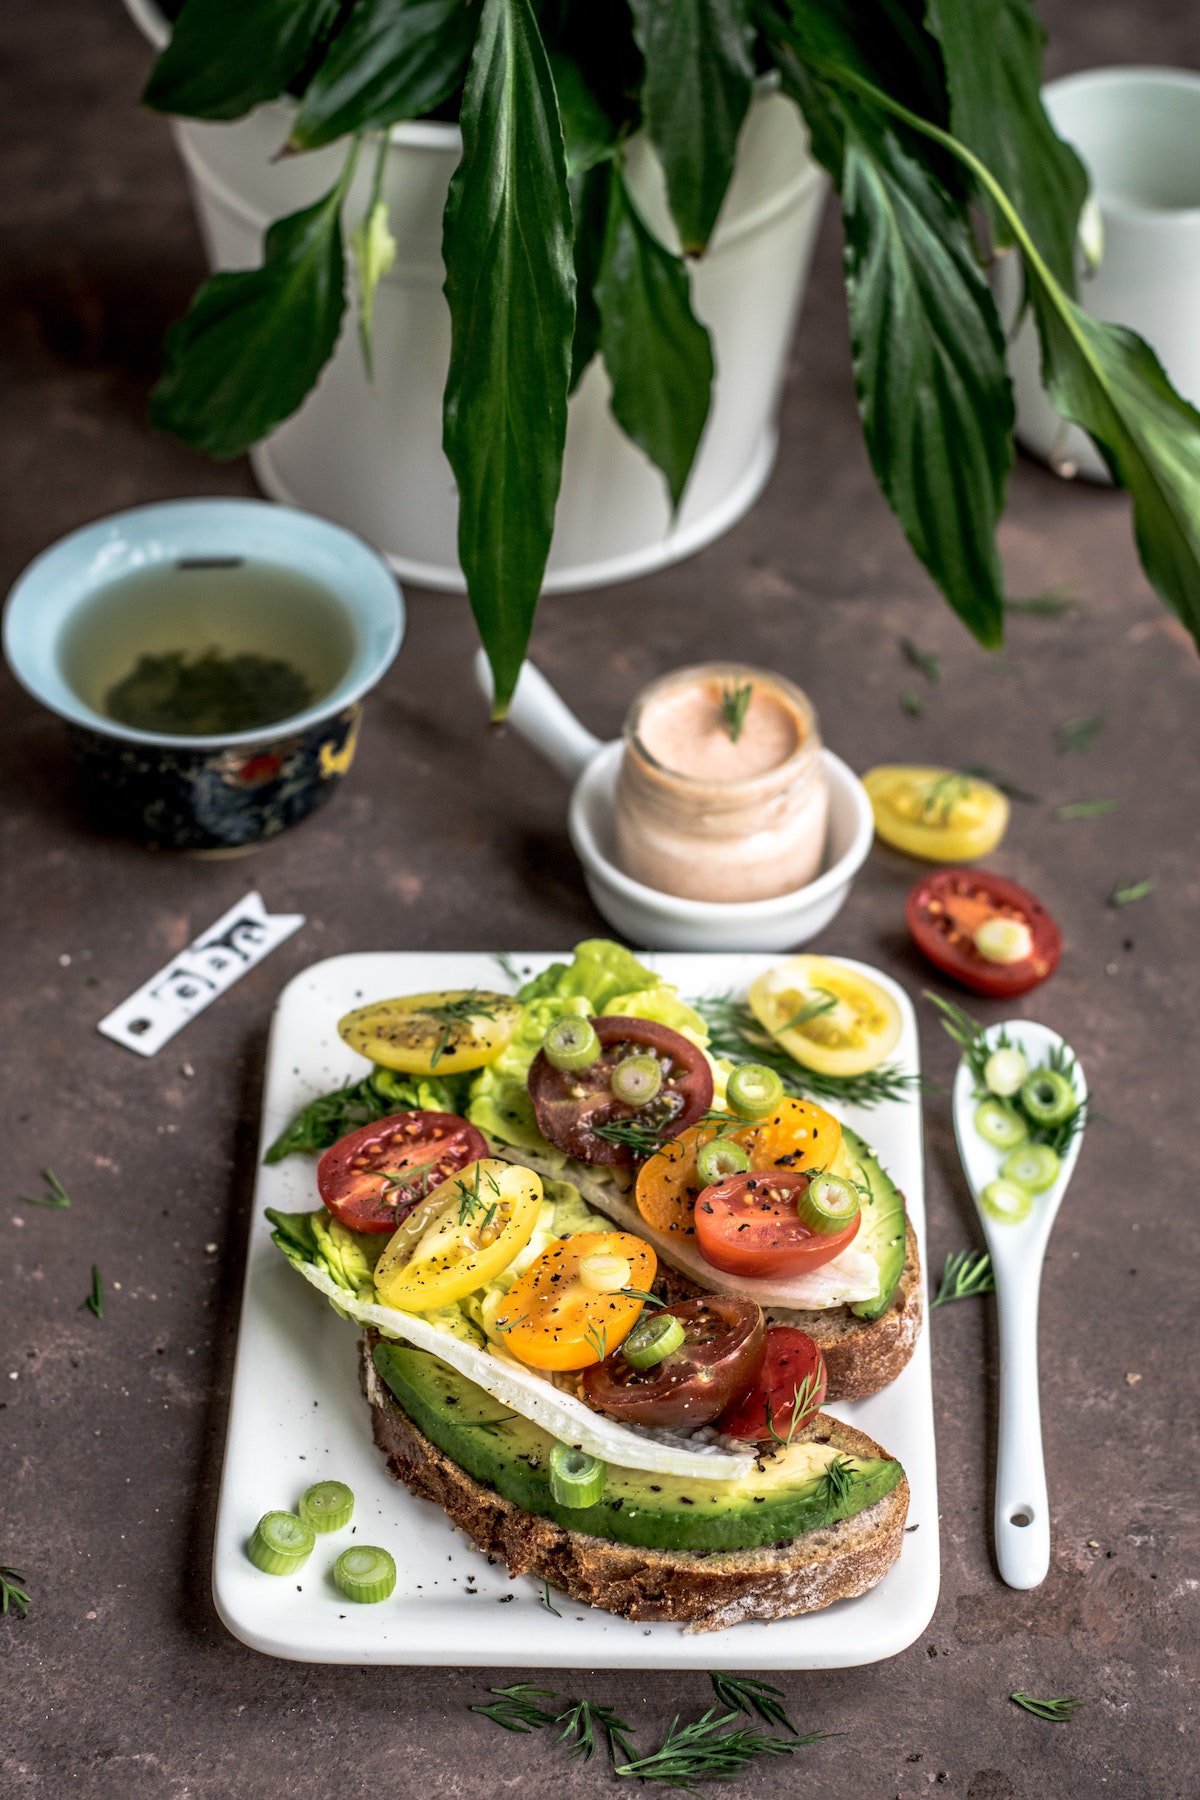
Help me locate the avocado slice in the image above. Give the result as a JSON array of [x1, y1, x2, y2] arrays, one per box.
[[840, 1126, 908, 1322], [372, 1341, 903, 1554]]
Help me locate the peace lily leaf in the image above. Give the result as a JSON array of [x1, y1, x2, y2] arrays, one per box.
[[569, 164, 611, 393], [144, 0, 342, 121], [595, 165, 714, 508], [351, 197, 397, 380], [628, 0, 755, 253], [151, 152, 356, 458], [442, 0, 575, 719], [289, 0, 475, 151], [840, 118, 1011, 647], [924, 0, 1087, 293], [550, 51, 618, 178]]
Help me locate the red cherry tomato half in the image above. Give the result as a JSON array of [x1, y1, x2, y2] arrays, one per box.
[[906, 867, 1062, 997], [694, 1169, 860, 1280], [716, 1326, 828, 1442], [527, 1016, 714, 1166], [581, 1295, 766, 1428], [316, 1110, 489, 1234]]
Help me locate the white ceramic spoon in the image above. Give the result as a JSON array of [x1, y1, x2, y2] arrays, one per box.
[[952, 1021, 1088, 1590]]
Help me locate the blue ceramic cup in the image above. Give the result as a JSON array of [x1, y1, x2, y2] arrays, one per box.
[[3, 498, 403, 851]]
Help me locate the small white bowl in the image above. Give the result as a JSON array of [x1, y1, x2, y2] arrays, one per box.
[[476, 653, 874, 952]]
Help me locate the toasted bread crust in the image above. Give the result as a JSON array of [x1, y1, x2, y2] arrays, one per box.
[[360, 1339, 909, 1631]]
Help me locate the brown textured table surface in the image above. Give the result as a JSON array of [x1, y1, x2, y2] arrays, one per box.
[[2, 4, 1197, 1796]]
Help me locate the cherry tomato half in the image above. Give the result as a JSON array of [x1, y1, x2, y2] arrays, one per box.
[[634, 1097, 841, 1239], [316, 1110, 489, 1233], [906, 868, 1062, 997], [694, 1169, 860, 1280], [498, 1231, 655, 1371], [717, 1326, 827, 1442], [527, 1016, 714, 1166], [581, 1295, 766, 1428]]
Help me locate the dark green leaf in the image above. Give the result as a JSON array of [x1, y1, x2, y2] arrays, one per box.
[[144, 0, 342, 121], [840, 118, 1011, 647], [924, 0, 1087, 293], [627, 0, 754, 253], [568, 163, 610, 392], [289, 0, 476, 150], [595, 164, 714, 509], [151, 150, 356, 458], [442, 0, 575, 720], [550, 51, 618, 176]]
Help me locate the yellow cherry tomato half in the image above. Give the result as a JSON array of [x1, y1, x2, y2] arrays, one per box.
[[749, 956, 902, 1077], [635, 1097, 841, 1239], [496, 1231, 656, 1371], [862, 765, 1009, 862], [373, 1159, 542, 1311], [338, 988, 521, 1075]]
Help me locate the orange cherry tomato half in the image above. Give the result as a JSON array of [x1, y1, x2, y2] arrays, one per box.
[[316, 1110, 489, 1234], [717, 1326, 828, 1442], [694, 1169, 860, 1280], [495, 1231, 656, 1371], [635, 1097, 841, 1239]]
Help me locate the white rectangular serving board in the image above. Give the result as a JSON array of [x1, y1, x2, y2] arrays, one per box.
[[213, 952, 939, 1668]]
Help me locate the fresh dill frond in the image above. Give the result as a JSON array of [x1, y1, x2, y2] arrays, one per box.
[[720, 681, 753, 744], [924, 991, 1002, 1093], [619, 1287, 665, 1309], [1010, 1691, 1083, 1722], [470, 1683, 559, 1732], [900, 689, 924, 717], [590, 1115, 674, 1157], [695, 994, 920, 1110], [584, 1321, 608, 1363], [613, 1706, 819, 1788], [0, 1566, 31, 1618], [764, 1373, 822, 1449], [929, 1249, 995, 1308], [1058, 799, 1119, 819], [557, 1697, 636, 1764], [777, 989, 838, 1030], [1109, 876, 1154, 908], [900, 637, 941, 682], [816, 1455, 857, 1505], [81, 1265, 104, 1319], [1056, 711, 1107, 753], [426, 989, 504, 1066], [491, 952, 524, 988], [540, 1579, 562, 1618], [20, 1168, 71, 1209], [919, 771, 974, 825], [708, 1673, 799, 1734]]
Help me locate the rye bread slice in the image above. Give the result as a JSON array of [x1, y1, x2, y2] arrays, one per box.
[[360, 1337, 909, 1632]]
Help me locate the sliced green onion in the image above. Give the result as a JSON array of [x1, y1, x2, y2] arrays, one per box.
[[622, 1311, 686, 1369], [299, 1480, 354, 1534], [610, 1054, 662, 1106], [695, 1136, 752, 1186], [1020, 1069, 1077, 1127], [1000, 1143, 1061, 1194], [796, 1172, 860, 1235], [974, 1098, 1028, 1151], [980, 1178, 1033, 1224], [548, 1443, 607, 1508], [247, 1511, 314, 1576], [542, 1016, 600, 1072], [579, 1252, 632, 1294], [333, 1545, 396, 1603], [974, 917, 1034, 964], [985, 1047, 1028, 1098], [726, 1063, 784, 1119]]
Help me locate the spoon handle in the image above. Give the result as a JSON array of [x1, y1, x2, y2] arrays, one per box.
[[992, 1270, 1051, 1589], [473, 651, 603, 783]]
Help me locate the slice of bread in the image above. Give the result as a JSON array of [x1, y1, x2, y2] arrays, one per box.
[[360, 1338, 910, 1632]]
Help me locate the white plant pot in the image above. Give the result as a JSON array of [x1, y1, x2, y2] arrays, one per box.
[[125, 0, 827, 590]]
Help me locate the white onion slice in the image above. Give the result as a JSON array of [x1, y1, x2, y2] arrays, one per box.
[[296, 1263, 754, 1482]]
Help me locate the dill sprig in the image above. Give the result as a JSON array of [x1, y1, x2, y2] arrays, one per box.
[[719, 681, 753, 744], [493, 1313, 528, 1335], [620, 1287, 665, 1309], [929, 1249, 995, 1308], [584, 1321, 608, 1362], [900, 689, 924, 717], [1, 1566, 31, 1618], [491, 952, 524, 988], [471, 1683, 559, 1733], [21, 1168, 71, 1209], [900, 636, 940, 682], [1056, 711, 1107, 753], [456, 1161, 501, 1225], [426, 989, 504, 1066], [778, 989, 838, 1030], [590, 1115, 675, 1157], [1109, 876, 1154, 908], [458, 1412, 518, 1434], [557, 1698, 637, 1764], [81, 1265, 104, 1319], [963, 763, 1039, 803], [613, 1706, 807, 1789], [1058, 799, 1118, 820], [540, 1578, 562, 1617], [1010, 1692, 1083, 1722], [708, 1673, 799, 1734], [919, 771, 973, 825], [694, 994, 919, 1110], [764, 1372, 823, 1449], [924, 991, 1003, 1092], [816, 1455, 857, 1505], [379, 1158, 441, 1198]]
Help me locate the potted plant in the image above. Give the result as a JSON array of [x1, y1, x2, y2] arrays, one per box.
[[132, 0, 1200, 715]]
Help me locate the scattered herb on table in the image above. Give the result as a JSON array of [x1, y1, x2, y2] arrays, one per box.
[[1109, 877, 1155, 908], [720, 682, 753, 745], [1010, 1691, 1083, 1722], [613, 1706, 806, 1787], [1006, 585, 1082, 618], [1056, 712, 1107, 753], [1058, 799, 1119, 819], [708, 1673, 799, 1734], [1, 1567, 31, 1618], [695, 994, 921, 1110], [900, 637, 941, 682], [81, 1265, 104, 1319], [963, 763, 1040, 803], [21, 1168, 71, 1209], [930, 1249, 996, 1307], [471, 1683, 560, 1732], [900, 689, 925, 717], [557, 1697, 637, 1764]]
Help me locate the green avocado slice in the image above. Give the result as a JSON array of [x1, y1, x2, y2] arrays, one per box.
[[372, 1341, 903, 1554], [841, 1126, 909, 1322]]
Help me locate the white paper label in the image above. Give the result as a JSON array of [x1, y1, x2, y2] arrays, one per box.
[[98, 891, 305, 1057]]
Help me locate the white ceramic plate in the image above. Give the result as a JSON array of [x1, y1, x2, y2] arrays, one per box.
[[213, 952, 939, 1668]]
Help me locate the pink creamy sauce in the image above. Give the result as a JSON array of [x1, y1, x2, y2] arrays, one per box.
[[638, 680, 801, 781]]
